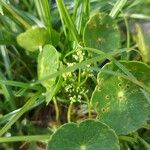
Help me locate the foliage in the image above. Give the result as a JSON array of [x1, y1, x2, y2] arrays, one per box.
[[0, 0, 150, 149]]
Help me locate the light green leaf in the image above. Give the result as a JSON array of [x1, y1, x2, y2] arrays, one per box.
[[17, 27, 49, 51], [38, 44, 60, 103], [91, 61, 150, 135], [134, 24, 150, 64], [47, 120, 120, 150], [83, 12, 120, 53]]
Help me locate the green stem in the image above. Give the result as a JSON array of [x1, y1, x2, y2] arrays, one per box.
[[83, 93, 91, 118], [67, 101, 73, 123], [53, 98, 59, 122], [78, 69, 81, 86], [119, 135, 137, 143], [124, 16, 130, 49], [0, 135, 49, 143]]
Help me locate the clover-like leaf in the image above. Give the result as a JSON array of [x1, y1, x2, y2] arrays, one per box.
[[91, 61, 150, 135], [47, 120, 120, 150], [38, 44, 60, 102], [83, 12, 120, 52], [17, 27, 49, 51]]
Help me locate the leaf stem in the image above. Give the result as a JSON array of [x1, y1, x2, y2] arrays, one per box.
[[0, 135, 49, 143], [67, 101, 73, 123]]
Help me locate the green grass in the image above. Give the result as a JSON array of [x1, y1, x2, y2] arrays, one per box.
[[0, 0, 150, 149]]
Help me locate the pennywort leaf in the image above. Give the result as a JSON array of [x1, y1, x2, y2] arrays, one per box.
[[91, 61, 150, 135], [38, 44, 60, 103], [47, 120, 120, 150], [17, 27, 49, 51]]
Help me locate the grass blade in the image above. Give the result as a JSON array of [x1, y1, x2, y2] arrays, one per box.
[[0, 92, 41, 136], [56, 0, 80, 42], [0, 135, 49, 143], [110, 0, 127, 18]]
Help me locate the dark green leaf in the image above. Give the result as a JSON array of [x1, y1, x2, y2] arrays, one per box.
[[47, 120, 120, 150], [83, 12, 120, 52], [91, 61, 150, 135], [38, 44, 60, 103]]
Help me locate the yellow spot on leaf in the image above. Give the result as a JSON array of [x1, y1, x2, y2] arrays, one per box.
[[80, 145, 86, 150]]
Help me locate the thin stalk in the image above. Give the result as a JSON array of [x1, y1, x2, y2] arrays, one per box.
[[119, 135, 137, 143], [67, 101, 73, 123], [0, 135, 49, 143], [124, 16, 130, 49], [78, 69, 81, 86], [83, 93, 91, 118], [53, 98, 59, 122]]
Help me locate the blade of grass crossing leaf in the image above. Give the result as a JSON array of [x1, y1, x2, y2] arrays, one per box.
[[32, 48, 127, 86], [83, 47, 141, 90], [86, 67, 150, 93], [0, 92, 41, 136], [109, 0, 127, 18], [111, 58, 136, 80], [33, 55, 106, 86]]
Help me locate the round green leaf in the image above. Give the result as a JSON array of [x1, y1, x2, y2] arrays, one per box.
[[17, 27, 49, 51], [83, 12, 120, 52], [47, 120, 120, 150], [38, 44, 60, 96], [91, 61, 150, 135]]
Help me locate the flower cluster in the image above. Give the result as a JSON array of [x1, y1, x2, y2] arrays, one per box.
[[61, 46, 89, 103]]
